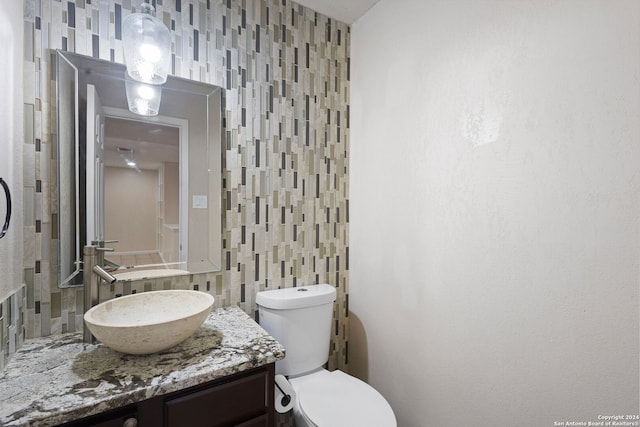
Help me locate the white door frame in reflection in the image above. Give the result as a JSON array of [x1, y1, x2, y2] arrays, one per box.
[[101, 106, 189, 271]]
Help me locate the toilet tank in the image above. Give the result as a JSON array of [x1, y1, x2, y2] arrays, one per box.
[[256, 284, 337, 377]]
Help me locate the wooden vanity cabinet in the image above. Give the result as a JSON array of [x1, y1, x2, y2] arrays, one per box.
[[59, 364, 275, 427]]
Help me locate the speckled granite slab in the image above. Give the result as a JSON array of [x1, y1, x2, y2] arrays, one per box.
[[0, 307, 285, 426]]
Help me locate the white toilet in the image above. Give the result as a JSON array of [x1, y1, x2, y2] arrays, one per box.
[[257, 284, 397, 427]]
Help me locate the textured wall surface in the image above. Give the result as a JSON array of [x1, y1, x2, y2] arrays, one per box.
[[350, 0, 639, 426], [0, 0, 25, 371], [0, 287, 26, 371], [18, 0, 350, 374]]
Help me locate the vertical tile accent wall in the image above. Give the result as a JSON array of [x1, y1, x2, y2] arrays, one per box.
[[21, 0, 350, 372], [0, 287, 27, 370]]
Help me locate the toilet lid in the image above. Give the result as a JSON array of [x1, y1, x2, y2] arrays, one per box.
[[294, 370, 396, 427]]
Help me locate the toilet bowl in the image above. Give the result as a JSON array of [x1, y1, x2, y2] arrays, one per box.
[[256, 284, 397, 427], [289, 369, 396, 427]]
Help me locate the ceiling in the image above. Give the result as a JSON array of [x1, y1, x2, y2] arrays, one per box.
[[104, 117, 179, 170], [295, 0, 380, 24]]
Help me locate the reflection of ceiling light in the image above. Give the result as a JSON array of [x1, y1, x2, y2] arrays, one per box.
[[125, 73, 162, 116], [136, 84, 156, 100], [122, 3, 171, 85], [117, 147, 137, 168]]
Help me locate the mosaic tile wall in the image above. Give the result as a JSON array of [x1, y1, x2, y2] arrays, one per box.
[[0, 286, 27, 370], [21, 0, 350, 374]]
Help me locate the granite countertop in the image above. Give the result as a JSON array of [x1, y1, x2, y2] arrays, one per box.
[[0, 306, 285, 426]]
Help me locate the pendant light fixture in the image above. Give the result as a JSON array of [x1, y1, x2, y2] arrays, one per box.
[[122, 2, 171, 85], [125, 72, 163, 116]]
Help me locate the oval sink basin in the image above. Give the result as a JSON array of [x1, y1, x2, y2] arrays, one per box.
[[84, 290, 215, 355]]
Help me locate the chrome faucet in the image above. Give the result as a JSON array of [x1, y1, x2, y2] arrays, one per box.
[[102, 257, 121, 272], [83, 241, 117, 343]]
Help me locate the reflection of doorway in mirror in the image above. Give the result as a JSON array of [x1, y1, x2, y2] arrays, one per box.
[[104, 166, 159, 263], [102, 116, 182, 271], [161, 161, 180, 263]]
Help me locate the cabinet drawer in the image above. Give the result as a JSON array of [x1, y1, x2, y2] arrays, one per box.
[[58, 406, 137, 427], [165, 371, 269, 427]]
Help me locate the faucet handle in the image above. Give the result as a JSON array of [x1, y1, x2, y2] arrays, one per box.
[[91, 239, 117, 252], [91, 239, 119, 245]]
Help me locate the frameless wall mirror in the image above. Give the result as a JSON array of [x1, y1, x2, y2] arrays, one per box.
[[56, 50, 223, 287]]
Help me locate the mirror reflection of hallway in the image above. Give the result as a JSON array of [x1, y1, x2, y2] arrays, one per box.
[[56, 50, 223, 287], [103, 117, 180, 271]]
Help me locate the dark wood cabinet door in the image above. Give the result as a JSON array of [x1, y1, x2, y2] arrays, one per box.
[[234, 414, 269, 427], [165, 371, 269, 427], [57, 364, 275, 427]]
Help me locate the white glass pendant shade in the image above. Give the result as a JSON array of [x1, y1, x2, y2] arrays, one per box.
[[125, 76, 163, 116], [122, 3, 171, 85]]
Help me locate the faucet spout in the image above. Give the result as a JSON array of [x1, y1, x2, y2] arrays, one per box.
[[93, 265, 116, 284], [83, 244, 118, 343]]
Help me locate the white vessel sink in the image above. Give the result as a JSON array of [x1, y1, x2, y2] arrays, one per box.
[[84, 290, 215, 355]]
